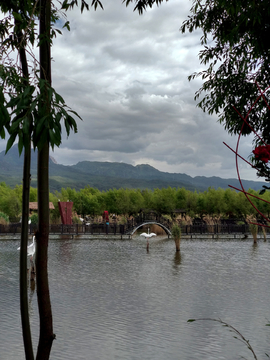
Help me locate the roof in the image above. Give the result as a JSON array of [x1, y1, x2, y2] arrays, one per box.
[[29, 202, 55, 210]]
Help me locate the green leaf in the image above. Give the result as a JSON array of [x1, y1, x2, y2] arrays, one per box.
[[12, 11, 22, 22], [0, 128, 5, 139], [68, 108, 83, 120], [55, 92, 65, 105], [6, 133, 17, 153], [54, 29, 62, 35], [35, 116, 48, 138], [187, 319, 196, 323], [9, 117, 22, 133], [63, 21, 70, 31]]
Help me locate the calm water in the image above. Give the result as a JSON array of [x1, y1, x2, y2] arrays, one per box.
[[1, 236, 270, 360]]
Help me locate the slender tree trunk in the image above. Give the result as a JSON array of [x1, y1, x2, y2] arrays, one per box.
[[174, 237, 180, 251], [36, 0, 54, 358], [20, 143, 34, 360], [17, 23, 35, 360], [36, 142, 54, 360]]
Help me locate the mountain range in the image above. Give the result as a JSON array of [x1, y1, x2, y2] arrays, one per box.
[[0, 146, 267, 192]]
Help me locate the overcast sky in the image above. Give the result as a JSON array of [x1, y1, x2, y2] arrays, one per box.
[[0, 0, 259, 181]]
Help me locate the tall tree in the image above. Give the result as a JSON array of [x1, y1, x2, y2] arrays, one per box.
[[0, 1, 79, 358], [35, 1, 54, 358], [1, 1, 170, 358], [180, 0, 270, 144], [0, 1, 40, 359]]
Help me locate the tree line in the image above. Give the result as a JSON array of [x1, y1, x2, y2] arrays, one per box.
[[1, 182, 269, 223]]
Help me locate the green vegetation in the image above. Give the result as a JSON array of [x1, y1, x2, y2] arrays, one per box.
[[0, 211, 9, 224], [171, 224, 181, 251], [0, 182, 269, 223], [30, 213, 38, 225], [181, 0, 270, 146]]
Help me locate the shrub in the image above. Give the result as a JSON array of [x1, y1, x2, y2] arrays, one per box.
[[0, 212, 9, 224], [30, 213, 38, 225], [72, 216, 81, 224]]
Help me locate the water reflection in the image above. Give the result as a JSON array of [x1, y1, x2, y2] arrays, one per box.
[[58, 240, 73, 264], [251, 242, 258, 255], [173, 251, 181, 266], [1, 238, 270, 360]]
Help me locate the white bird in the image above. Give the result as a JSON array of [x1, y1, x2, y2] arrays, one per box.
[[140, 230, 156, 239], [17, 236, 36, 257]]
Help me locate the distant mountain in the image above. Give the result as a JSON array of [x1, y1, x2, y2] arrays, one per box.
[[0, 146, 267, 192]]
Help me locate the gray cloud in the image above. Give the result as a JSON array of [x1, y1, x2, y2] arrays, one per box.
[[0, 0, 260, 182]]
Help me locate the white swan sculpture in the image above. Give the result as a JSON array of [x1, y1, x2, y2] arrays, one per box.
[[17, 235, 36, 257]]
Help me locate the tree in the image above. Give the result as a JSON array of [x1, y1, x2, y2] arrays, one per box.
[[0, 1, 80, 358], [181, 0, 270, 144], [152, 187, 176, 214], [0, 2, 39, 358], [1, 1, 170, 358]]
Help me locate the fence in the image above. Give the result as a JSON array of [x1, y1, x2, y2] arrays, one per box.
[[0, 222, 254, 236], [0, 222, 127, 235], [181, 223, 250, 234]]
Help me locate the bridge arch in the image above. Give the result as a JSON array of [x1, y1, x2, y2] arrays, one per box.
[[127, 221, 172, 237]]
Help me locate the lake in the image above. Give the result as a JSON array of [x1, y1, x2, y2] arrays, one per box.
[[1, 236, 270, 360]]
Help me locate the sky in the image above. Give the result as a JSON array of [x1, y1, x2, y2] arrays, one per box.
[[0, 0, 260, 181]]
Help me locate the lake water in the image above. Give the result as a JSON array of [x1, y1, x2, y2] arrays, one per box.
[[1, 236, 270, 360]]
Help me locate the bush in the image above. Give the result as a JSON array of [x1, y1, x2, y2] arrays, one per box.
[[30, 213, 38, 225], [172, 223, 181, 239], [0, 212, 9, 224], [72, 216, 81, 224]]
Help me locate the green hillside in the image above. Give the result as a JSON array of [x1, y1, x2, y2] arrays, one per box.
[[0, 146, 267, 192]]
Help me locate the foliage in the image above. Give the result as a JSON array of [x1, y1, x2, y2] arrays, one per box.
[[72, 215, 81, 224], [171, 223, 181, 240], [181, 0, 270, 144], [1, 1, 170, 359], [0, 211, 9, 224], [30, 213, 38, 225], [1, 183, 270, 221], [0, 1, 80, 156], [0, 192, 21, 219], [123, 0, 168, 15]]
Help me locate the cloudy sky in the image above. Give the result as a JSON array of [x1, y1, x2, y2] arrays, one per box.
[[0, 0, 259, 181]]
